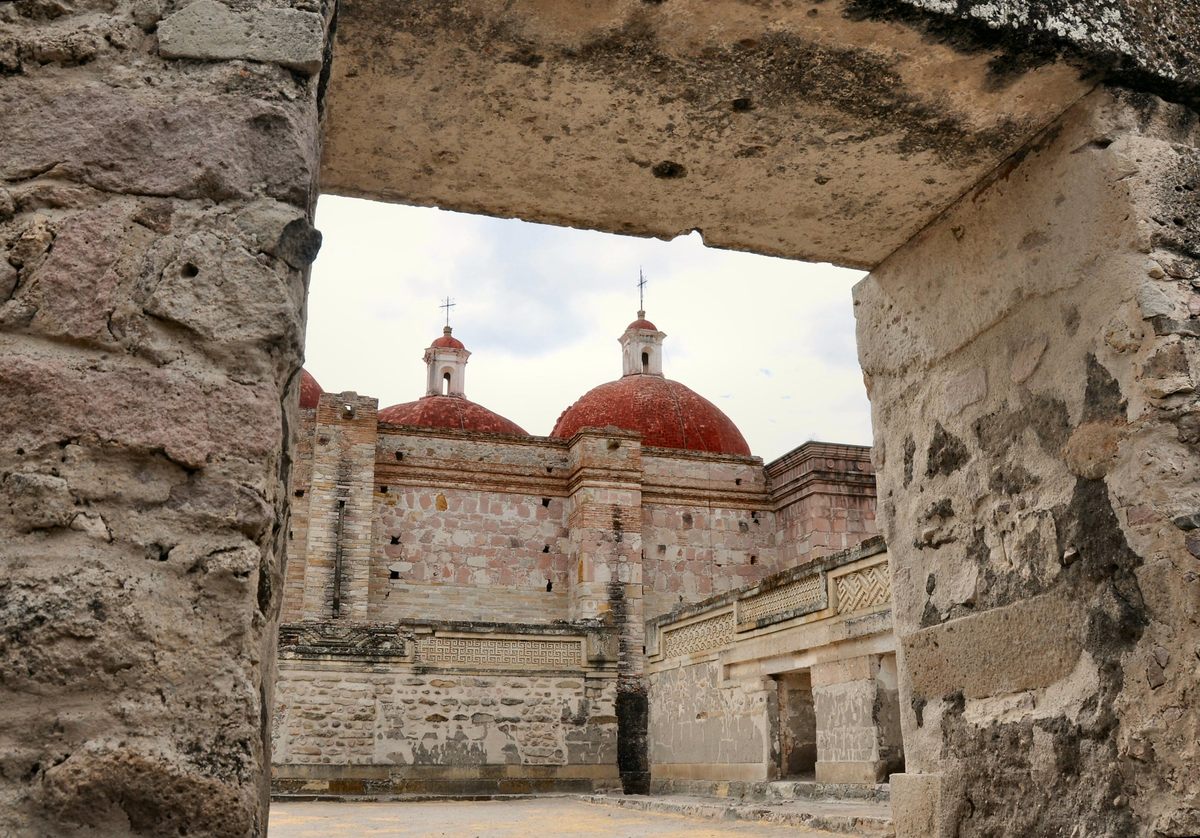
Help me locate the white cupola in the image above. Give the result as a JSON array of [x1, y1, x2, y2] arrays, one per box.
[[620, 310, 666, 377], [424, 326, 471, 397]]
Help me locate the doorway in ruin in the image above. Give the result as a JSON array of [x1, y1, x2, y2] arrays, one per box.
[[774, 671, 817, 780]]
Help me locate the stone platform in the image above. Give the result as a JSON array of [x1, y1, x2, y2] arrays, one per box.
[[582, 792, 893, 836], [650, 778, 891, 804]]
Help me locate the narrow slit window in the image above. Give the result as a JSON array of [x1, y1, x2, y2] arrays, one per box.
[[641, 351, 649, 372]]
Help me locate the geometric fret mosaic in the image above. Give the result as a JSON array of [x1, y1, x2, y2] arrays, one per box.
[[737, 573, 824, 627], [416, 635, 582, 669], [661, 612, 735, 659], [834, 563, 891, 614]]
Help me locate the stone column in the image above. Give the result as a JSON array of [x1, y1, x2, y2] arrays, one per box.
[[565, 428, 648, 793], [301, 392, 379, 622], [811, 655, 902, 784], [856, 89, 1200, 836], [0, 0, 330, 832]]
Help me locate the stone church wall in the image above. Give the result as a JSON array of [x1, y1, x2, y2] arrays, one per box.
[[373, 486, 570, 623], [767, 443, 876, 567], [640, 449, 780, 620], [282, 409, 317, 623], [641, 503, 777, 620], [369, 427, 572, 625]]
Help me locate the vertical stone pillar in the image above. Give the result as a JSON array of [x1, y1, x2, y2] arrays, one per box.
[[856, 89, 1200, 836], [0, 0, 330, 832], [811, 655, 902, 784], [565, 428, 648, 793], [302, 392, 379, 622]]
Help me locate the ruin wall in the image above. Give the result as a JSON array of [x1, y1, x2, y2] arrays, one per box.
[[646, 539, 896, 785], [271, 622, 621, 795]]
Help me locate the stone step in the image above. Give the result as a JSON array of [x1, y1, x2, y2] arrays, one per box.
[[580, 793, 894, 836], [650, 778, 891, 804]]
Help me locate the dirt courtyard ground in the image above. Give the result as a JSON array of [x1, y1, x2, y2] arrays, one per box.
[[269, 798, 844, 837]]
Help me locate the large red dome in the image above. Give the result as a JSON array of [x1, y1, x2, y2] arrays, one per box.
[[378, 396, 528, 436], [299, 369, 323, 409], [551, 376, 750, 456]]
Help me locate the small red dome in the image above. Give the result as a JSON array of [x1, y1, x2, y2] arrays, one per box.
[[626, 318, 658, 332], [551, 376, 750, 456], [431, 327, 466, 350], [379, 396, 528, 436], [299, 369, 323, 409]]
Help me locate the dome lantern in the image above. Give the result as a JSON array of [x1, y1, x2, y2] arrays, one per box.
[[425, 326, 470, 397], [620, 311, 666, 377]]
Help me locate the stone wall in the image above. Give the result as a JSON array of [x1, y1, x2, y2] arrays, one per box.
[[647, 661, 773, 780], [302, 392, 379, 622], [0, 0, 330, 830], [811, 654, 904, 784], [856, 88, 1200, 835], [272, 622, 621, 795], [645, 540, 897, 786], [374, 486, 570, 623], [767, 443, 877, 565], [282, 409, 317, 622], [641, 502, 776, 620]]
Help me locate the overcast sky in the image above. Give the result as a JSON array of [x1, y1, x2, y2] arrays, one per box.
[[304, 196, 872, 463]]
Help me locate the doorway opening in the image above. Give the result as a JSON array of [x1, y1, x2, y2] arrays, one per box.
[[775, 670, 817, 780]]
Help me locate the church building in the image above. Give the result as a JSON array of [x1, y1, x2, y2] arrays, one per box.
[[272, 309, 896, 798]]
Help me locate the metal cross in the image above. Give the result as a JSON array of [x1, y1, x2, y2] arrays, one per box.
[[637, 269, 647, 313], [440, 296, 456, 327]]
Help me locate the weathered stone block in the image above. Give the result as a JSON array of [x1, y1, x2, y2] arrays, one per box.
[[158, 0, 326, 73]]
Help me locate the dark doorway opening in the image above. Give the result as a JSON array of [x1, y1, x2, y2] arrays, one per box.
[[775, 671, 817, 779]]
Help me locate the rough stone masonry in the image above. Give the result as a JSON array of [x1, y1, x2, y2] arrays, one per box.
[[1, 0, 1199, 837], [857, 88, 1200, 835], [0, 0, 329, 831]]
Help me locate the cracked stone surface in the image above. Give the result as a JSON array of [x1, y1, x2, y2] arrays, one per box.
[[0, 0, 331, 831]]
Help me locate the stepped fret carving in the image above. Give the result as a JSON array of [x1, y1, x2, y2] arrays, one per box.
[[834, 564, 891, 614], [738, 575, 823, 626], [661, 612, 735, 658], [416, 636, 582, 669], [277, 623, 407, 659]]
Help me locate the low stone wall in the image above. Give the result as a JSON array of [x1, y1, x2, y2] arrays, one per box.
[[272, 621, 621, 795], [646, 539, 899, 785]]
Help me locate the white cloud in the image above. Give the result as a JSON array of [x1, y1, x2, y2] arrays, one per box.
[[305, 196, 872, 462]]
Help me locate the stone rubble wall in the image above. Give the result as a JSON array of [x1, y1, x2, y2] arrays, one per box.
[[856, 87, 1200, 835], [0, 0, 330, 831], [271, 621, 621, 795], [274, 669, 617, 773]]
